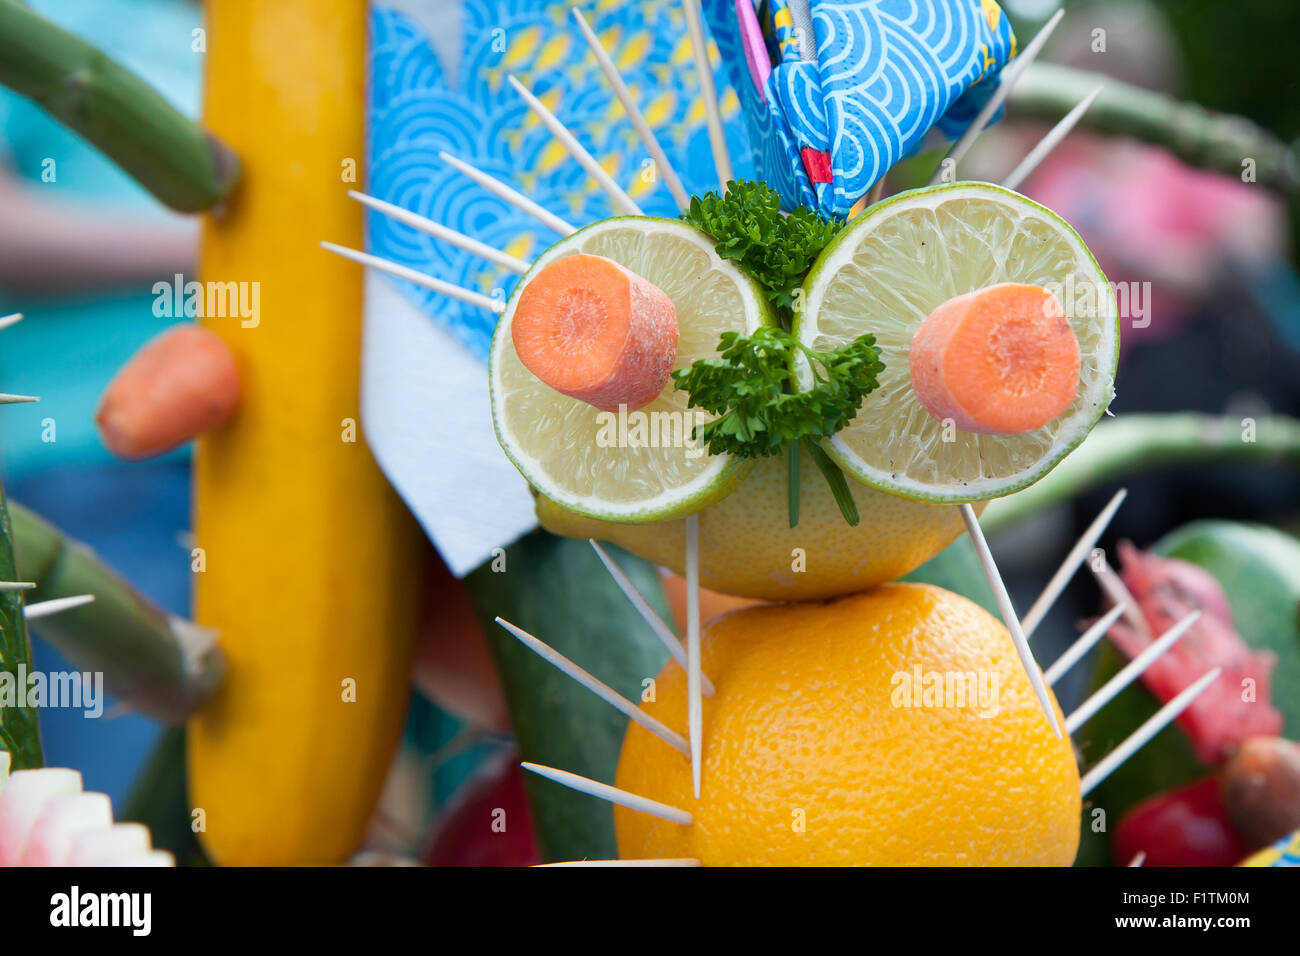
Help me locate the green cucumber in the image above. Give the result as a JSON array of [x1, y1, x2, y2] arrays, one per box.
[[463, 530, 671, 863], [0, 482, 42, 769]]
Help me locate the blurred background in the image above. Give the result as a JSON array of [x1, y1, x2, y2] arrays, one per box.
[[1, 0, 1298, 866]]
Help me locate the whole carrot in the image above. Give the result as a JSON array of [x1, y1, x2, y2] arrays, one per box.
[[96, 325, 240, 459]]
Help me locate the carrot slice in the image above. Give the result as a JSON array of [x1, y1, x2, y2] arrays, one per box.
[[511, 253, 678, 413], [908, 282, 1080, 435]]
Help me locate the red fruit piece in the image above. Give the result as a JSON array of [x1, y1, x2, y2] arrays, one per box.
[[1114, 776, 1251, 867], [1107, 541, 1283, 764], [424, 751, 540, 868]]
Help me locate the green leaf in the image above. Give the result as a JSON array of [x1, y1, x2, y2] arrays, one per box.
[[806, 441, 860, 526], [122, 727, 211, 866], [0, 480, 41, 770], [462, 530, 670, 863]]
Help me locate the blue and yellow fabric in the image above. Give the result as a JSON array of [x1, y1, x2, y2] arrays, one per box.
[[1240, 829, 1300, 867], [702, 0, 1017, 218], [368, 0, 752, 363], [367, 1, 1015, 358]]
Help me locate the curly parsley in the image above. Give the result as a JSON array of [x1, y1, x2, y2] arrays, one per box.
[[681, 180, 842, 322], [675, 181, 883, 526]]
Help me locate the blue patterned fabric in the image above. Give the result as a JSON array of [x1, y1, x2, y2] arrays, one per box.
[[368, 1, 752, 363], [367, 1, 1015, 358], [703, 0, 1016, 217]]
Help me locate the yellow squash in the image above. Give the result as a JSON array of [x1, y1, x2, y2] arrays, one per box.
[[190, 0, 422, 865]]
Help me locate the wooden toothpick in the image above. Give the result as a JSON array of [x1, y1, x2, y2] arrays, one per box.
[[348, 191, 531, 274], [1022, 488, 1127, 637], [1064, 611, 1200, 734], [681, 0, 733, 189], [438, 150, 577, 237], [521, 762, 693, 825], [589, 540, 715, 696], [1079, 667, 1222, 796], [496, 617, 689, 756], [571, 8, 691, 210], [320, 241, 504, 313], [24, 594, 95, 621], [1002, 84, 1104, 191], [1043, 604, 1126, 687], [960, 503, 1061, 736], [536, 858, 702, 867], [507, 74, 643, 216], [1090, 554, 1151, 637], [685, 513, 703, 797], [930, 8, 1065, 184]]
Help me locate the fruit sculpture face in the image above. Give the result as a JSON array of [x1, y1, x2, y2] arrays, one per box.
[[614, 584, 1081, 865]]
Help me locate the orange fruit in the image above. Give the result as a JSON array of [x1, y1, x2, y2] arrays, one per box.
[[614, 583, 1080, 865]]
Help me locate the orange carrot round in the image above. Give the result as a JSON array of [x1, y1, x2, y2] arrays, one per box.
[[96, 325, 241, 459], [908, 282, 1080, 435], [511, 253, 678, 413]]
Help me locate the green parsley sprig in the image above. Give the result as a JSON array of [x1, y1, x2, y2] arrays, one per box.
[[681, 180, 841, 322], [678, 180, 882, 527], [671, 327, 883, 525]]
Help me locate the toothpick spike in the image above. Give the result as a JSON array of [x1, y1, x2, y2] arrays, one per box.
[[1022, 488, 1127, 637], [1127, 851, 1146, 867], [930, 8, 1065, 184], [1002, 83, 1104, 191], [960, 503, 1061, 737], [521, 762, 693, 825], [589, 540, 715, 697], [1079, 667, 1222, 796], [24, 594, 95, 621], [0, 581, 37, 592], [682, 0, 733, 189], [535, 858, 702, 867], [320, 241, 503, 313], [571, 8, 691, 210], [438, 151, 577, 237], [0, 313, 22, 331], [506, 74, 643, 216], [496, 617, 689, 756], [685, 514, 703, 798], [1065, 610, 1200, 734], [0, 393, 39, 404], [348, 191, 531, 274], [1090, 555, 1151, 637], [1044, 604, 1126, 687]]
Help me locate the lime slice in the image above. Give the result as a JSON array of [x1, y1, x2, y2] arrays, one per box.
[[797, 182, 1119, 503], [490, 217, 773, 522]]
